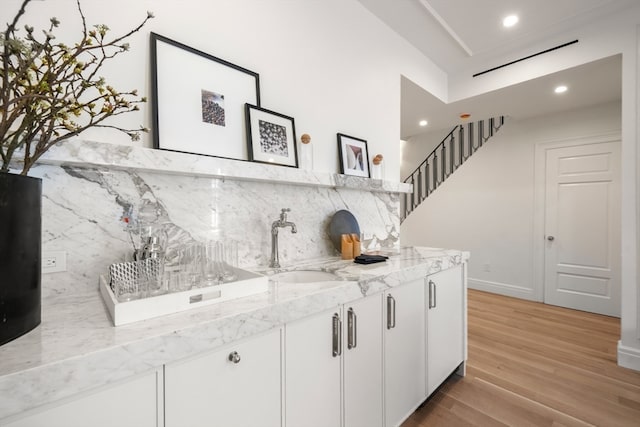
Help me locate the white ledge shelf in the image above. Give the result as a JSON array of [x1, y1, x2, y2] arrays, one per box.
[[36, 140, 412, 194]]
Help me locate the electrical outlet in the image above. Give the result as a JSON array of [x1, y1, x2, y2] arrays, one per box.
[[42, 251, 67, 274]]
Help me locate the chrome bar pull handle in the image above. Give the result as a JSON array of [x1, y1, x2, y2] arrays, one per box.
[[428, 279, 435, 309], [332, 313, 342, 357], [433, 281, 437, 308], [347, 307, 357, 349], [387, 294, 396, 329]]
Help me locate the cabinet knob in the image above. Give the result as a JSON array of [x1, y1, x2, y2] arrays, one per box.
[[547, 235, 555, 241], [228, 351, 241, 364]]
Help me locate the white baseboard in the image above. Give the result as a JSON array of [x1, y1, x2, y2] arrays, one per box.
[[468, 278, 536, 301], [618, 341, 640, 372]]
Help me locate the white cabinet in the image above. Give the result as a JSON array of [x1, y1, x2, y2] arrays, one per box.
[[426, 264, 465, 396], [384, 279, 426, 427], [285, 307, 342, 427], [3, 370, 160, 427], [284, 294, 384, 427], [343, 295, 384, 427], [164, 327, 282, 427], [2, 261, 467, 427]]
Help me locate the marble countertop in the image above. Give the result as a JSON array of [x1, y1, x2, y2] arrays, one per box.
[[0, 246, 468, 420]]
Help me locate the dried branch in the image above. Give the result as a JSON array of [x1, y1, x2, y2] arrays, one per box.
[[0, 0, 154, 175]]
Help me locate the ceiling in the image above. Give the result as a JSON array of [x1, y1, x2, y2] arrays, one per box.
[[355, 0, 633, 139], [401, 54, 621, 138]]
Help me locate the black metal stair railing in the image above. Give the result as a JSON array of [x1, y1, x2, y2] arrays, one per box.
[[401, 116, 505, 222]]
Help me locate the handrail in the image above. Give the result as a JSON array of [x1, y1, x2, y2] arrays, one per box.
[[401, 116, 505, 222], [405, 126, 459, 183]]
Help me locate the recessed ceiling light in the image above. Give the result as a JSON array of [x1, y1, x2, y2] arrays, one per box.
[[503, 15, 519, 28], [419, 120, 428, 127], [554, 85, 568, 94]]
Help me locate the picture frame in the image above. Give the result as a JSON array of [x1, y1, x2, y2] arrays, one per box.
[[150, 32, 260, 161], [337, 133, 370, 177], [245, 104, 298, 168]]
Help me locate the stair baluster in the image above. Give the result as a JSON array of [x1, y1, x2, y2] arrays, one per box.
[[401, 116, 505, 222]]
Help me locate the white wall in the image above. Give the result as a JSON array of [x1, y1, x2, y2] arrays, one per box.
[[618, 23, 640, 371], [402, 4, 640, 370], [3, 0, 447, 181], [401, 101, 621, 300]]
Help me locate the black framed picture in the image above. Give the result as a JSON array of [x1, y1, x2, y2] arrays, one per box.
[[150, 33, 260, 161], [337, 133, 370, 177], [245, 104, 298, 168]]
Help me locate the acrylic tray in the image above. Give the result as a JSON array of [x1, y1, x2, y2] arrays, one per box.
[[99, 267, 268, 326]]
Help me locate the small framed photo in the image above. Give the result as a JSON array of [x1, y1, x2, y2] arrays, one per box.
[[337, 133, 370, 177], [245, 104, 298, 168]]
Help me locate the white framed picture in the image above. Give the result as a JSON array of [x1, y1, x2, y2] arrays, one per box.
[[245, 104, 298, 168], [337, 133, 370, 178], [150, 33, 260, 161]]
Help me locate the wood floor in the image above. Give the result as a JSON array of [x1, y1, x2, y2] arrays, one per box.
[[403, 289, 640, 427]]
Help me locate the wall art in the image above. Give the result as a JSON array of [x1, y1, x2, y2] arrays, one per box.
[[150, 33, 260, 160], [245, 104, 298, 167], [337, 133, 370, 177]]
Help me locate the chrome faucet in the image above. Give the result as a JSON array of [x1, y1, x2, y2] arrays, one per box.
[[270, 208, 297, 268]]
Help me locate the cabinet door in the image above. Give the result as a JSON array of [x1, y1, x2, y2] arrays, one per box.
[[165, 327, 282, 427], [427, 264, 464, 396], [285, 307, 341, 427], [3, 370, 160, 427], [343, 294, 383, 427], [384, 279, 426, 427]]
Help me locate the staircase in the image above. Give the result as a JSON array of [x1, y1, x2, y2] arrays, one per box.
[[401, 116, 505, 222]]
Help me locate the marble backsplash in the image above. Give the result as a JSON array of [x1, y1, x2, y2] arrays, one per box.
[[30, 141, 408, 299]]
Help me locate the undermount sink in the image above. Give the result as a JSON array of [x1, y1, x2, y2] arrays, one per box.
[[270, 270, 340, 284]]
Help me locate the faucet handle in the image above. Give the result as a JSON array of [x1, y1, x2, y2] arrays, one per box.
[[280, 208, 291, 220]]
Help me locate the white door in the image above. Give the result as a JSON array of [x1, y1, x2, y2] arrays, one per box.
[[165, 328, 282, 427], [343, 294, 384, 427], [384, 279, 426, 427], [4, 371, 159, 427], [285, 308, 342, 427], [426, 264, 464, 396], [543, 141, 620, 316]]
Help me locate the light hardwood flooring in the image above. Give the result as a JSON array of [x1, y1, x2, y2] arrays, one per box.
[[403, 289, 640, 427]]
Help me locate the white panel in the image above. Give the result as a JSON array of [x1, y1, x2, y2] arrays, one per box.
[[558, 153, 610, 175], [5, 372, 158, 427], [557, 182, 610, 268], [427, 265, 464, 396], [343, 295, 384, 427], [285, 309, 341, 427], [385, 279, 426, 427], [557, 273, 609, 296], [165, 328, 281, 427]]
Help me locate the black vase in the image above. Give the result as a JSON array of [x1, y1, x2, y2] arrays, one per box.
[[0, 173, 41, 347]]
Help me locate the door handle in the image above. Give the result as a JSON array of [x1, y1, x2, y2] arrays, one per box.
[[347, 307, 357, 349], [332, 313, 342, 357], [387, 294, 396, 329], [428, 280, 436, 309]]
